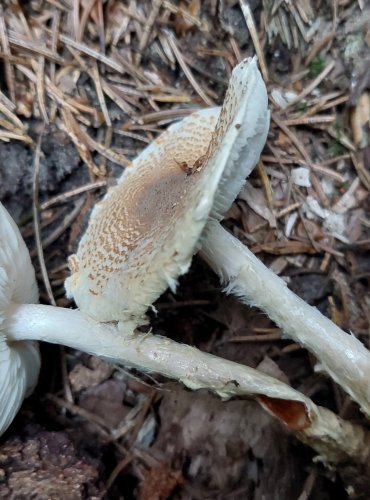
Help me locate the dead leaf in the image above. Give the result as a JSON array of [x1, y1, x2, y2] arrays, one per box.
[[174, 0, 200, 37], [69, 357, 114, 392], [239, 182, 276, 228], [78, 379, 128, 429], [139, 463, 183, 500], [296, 219, 325, 241], [252, 240, 317, 255]]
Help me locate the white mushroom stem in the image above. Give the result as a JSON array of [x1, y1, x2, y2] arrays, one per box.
[[200, 220, 370, 418], [4, 301, 370, 466]]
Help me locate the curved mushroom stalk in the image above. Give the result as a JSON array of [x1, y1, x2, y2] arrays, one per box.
[[2, 205, 370, 485], [0, 204, 40, 435], [1, 202, 369, 476], [5, 300, 370, 471], [201, 221, 370, 418]]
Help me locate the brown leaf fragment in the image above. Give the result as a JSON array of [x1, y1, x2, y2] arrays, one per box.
[[78, 379, 128, 429], [239, 182, 276, 228], [252, 240, 317, 255], [69, 357, 114, 392], [296, 219, 325, 241], [174, 0, 200, 37], [139, 463, 183, 500]]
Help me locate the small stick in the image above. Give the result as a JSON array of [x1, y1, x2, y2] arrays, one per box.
[[239, 0, 269, 82]]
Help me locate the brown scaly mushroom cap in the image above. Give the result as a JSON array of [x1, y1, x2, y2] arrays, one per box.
[[65, 57, 269, 324]]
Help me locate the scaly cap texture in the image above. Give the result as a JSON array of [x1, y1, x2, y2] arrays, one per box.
[[65, 58, 270, 323], [0, 202, 40, 436]]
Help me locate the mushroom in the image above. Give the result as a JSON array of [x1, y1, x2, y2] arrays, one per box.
[[0, 56, 270, 429], [0, 204, 40, 435], [65, 56, 370, 418], [64, 57, 270, 326], [2, 202, 370, 468], [2, 58, 370, 471]]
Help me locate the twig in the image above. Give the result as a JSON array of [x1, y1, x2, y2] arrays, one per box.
[[0, 12, 16, 103], [164, 29, 214, 106], [90, 63, 112, 127], [239, 0, 269, 81], [136, 0, 162, 65], [285, 60, 336, 109], [32, 128, 56, 307]]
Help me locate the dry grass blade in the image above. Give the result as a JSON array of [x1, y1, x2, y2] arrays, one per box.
[[351, 152, 370, 192], [0, 51, 31, 65], [36, 56, 49, 123], [16, 64, 89, 119], [46, 393, 111, 432], [282, 115, 336, 126], [76, 0, 93, 42], [41, 180, 107, 210], [272, 114, 312, 165], [0, 88, 16, 111], [284, 60, 336, 109], [304, 32, 336, 66], [309, 164, 346, 183], [0, 100, 24, 129], [135, 107, 198, 125], [32, 129, 56, 306], [90, 63, 112, 127], [276, 201, 302, 218], [0, 117, 22, 133], [162, 0, 202, 29], [136, 0, 163, 65], [80, 124, 131, 167], [59, 33, 124, 72], [111, 49, 152, 83], [0, 130, 32, 143], [49, 9, 60, 83], [239, 0, 269, 81], [0, 12, 16, 103], [256, 160, 275, 216], [61, 108, 102, 176], [228, 333, 282, 342], [100, 80, 137, 115], [114, 128, 151, 144], [8, 28, 65, 63], [164, 29, 214, 106], [36, 198, 85, 254], [325, 125, 356, 152]]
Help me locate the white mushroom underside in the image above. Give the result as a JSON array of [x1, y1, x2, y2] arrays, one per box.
[[65, 58, 270, 323], [0, 203, 41, 435]]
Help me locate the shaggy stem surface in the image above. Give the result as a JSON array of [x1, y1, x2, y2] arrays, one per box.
[[201, 221, 370, 418], [4, 301, 370, 466]]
